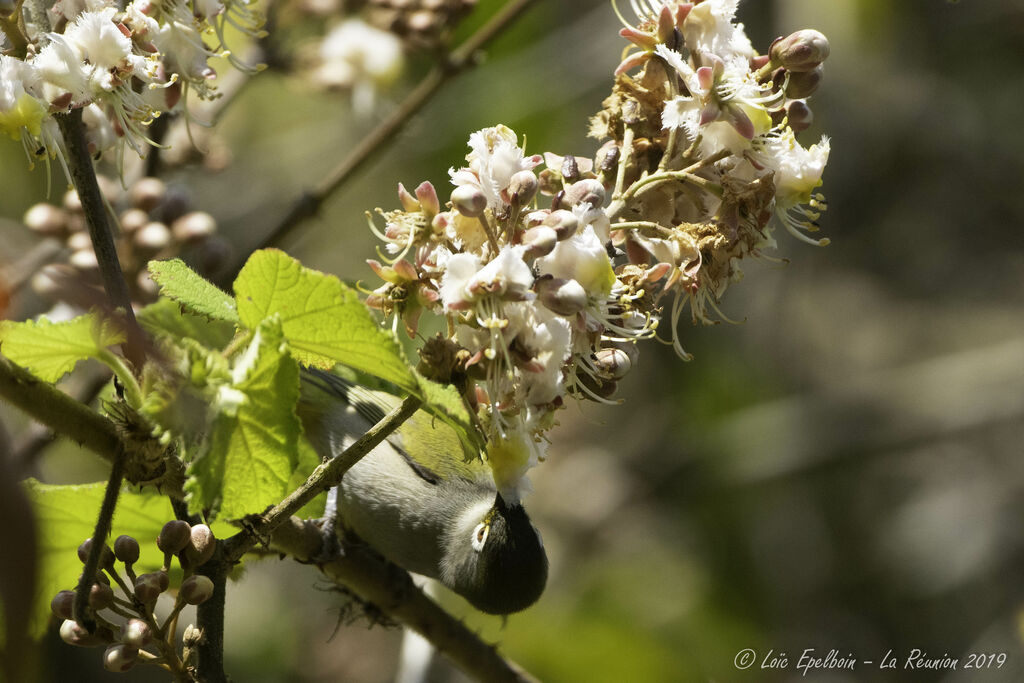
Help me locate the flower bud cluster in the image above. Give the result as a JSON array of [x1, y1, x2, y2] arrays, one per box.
[[363, 0, 478, 49], [53, 522, 217, 673], [362, 2, 834, 499], [590, 0, 832, 355], [24, 175, 229, 309], [0, 0, 263, 168]]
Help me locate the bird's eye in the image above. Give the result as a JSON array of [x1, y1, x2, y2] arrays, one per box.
[[471, 522, 489, 552]]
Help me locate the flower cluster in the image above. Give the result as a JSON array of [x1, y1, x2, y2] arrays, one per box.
[[0, 0, 262, 169], [364, 1, 833, 499]]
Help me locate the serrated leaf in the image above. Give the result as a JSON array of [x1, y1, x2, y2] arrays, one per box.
[[186, 318, 301, 519], [137, 298, 236, 350], [233, 250, 416, 393], [149, 259, 239, 324], [0, 313, 124, 382], [23, 481, 227, 639]]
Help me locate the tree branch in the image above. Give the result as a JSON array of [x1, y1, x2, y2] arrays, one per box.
[[0, 353, 121, 463], [245, 0, 539, 264], [221, 394, 422, 562], [269, 516, 541, 683]]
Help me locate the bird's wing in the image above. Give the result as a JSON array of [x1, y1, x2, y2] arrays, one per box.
[[299, 367, 490, 487]]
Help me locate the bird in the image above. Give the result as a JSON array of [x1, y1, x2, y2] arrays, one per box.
[[298, 368, 548, 615]]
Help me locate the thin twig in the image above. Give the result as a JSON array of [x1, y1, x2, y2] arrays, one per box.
[[73, 448, 125, 632], [270, 516, 542, 683], [243, 0, 539, 268], [55, 110, 146, 370], [222, 394, 422, 562]]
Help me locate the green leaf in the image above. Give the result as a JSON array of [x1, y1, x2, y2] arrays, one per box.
[[186, 318, 301, 519], [148, 258, 240, 324], [233, 250, 416, 393], [137, 298, 236, 350], [0, 313, 124, 382]]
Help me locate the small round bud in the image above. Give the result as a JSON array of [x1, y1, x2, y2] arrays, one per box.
[[113, 535, 140, 565], [103, 643, 139, 672], [563, 179, 605, 209], [130, 177, 167, 211], [171, 211, 217, 243], [23, 203, 68, 237], [786, 100, 814, 132], [133, 572, 166, 603], [543, 209, 579, 240], [60, 620, 105, 647], [66, 230, 93, 252], [180, 575, 215, 605], [89, 582, 114, 610], [51, 590, 75, 620], [137, 270, 160, 298], [63, 189, 83, 212], [536, 276, 588, 316], [184, 524, 216, 567], [786, 64, 823, 99], [521, 226, 558, 260], [769, 29, 830, 72], [77, 539, 115, 568], [507, 170, 539, 207], [157, 520, 191, 554], [69, 248, 99, 272], [593, 347, 633, 380], [451, 185, 487, 217], [121, 618, 153, 648], [119, 208, 150, 234], [133, 222, 171, 251]]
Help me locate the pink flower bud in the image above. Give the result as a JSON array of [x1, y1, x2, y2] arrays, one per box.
[[184, 524, 216, 567], [157, 520, 191, 554], [181, 575, 215, 605], [786, 64, 823, 99], [536, 276, 588, 316], [103, 643, 139, 672]]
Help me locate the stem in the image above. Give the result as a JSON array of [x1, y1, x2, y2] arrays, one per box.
[[610, 221, 672, 235], [0, 12, 29, 60], [56, 109, 146, 371], [612, 126, 635, 201], [73, 448, 125, 632], [221, 394, 422, 562], [243, 0, 539, 266], [270, 517, 541, 683], [95, 348, 143, 408]]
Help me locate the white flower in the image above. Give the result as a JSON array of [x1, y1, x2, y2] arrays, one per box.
[[313, 18, 402, 111], [0, 57, 47, 139], [756, 130, 830, 207], [451, 125, 542, 210], [34, 35, 93, 105], [682, 0, 754, 61], [439, 246, 535, 312], [63, 8, 134, 73], [505, 302, 572, 407], [537, 225, 616, 297]]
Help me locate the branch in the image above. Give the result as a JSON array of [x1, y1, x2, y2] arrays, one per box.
[[222, 394, 422, 562], [245, 0, 539, 263], [194, 546, 228, 683], [55, 109, 146, 370], [269, 516, 541, 683], [0, 353, 121, 464]]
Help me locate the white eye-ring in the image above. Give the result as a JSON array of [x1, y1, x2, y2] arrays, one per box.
[[471, 522, 489, 552]]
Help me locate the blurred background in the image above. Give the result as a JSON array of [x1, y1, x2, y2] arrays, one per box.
[[3, 0, 1024, 680]]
